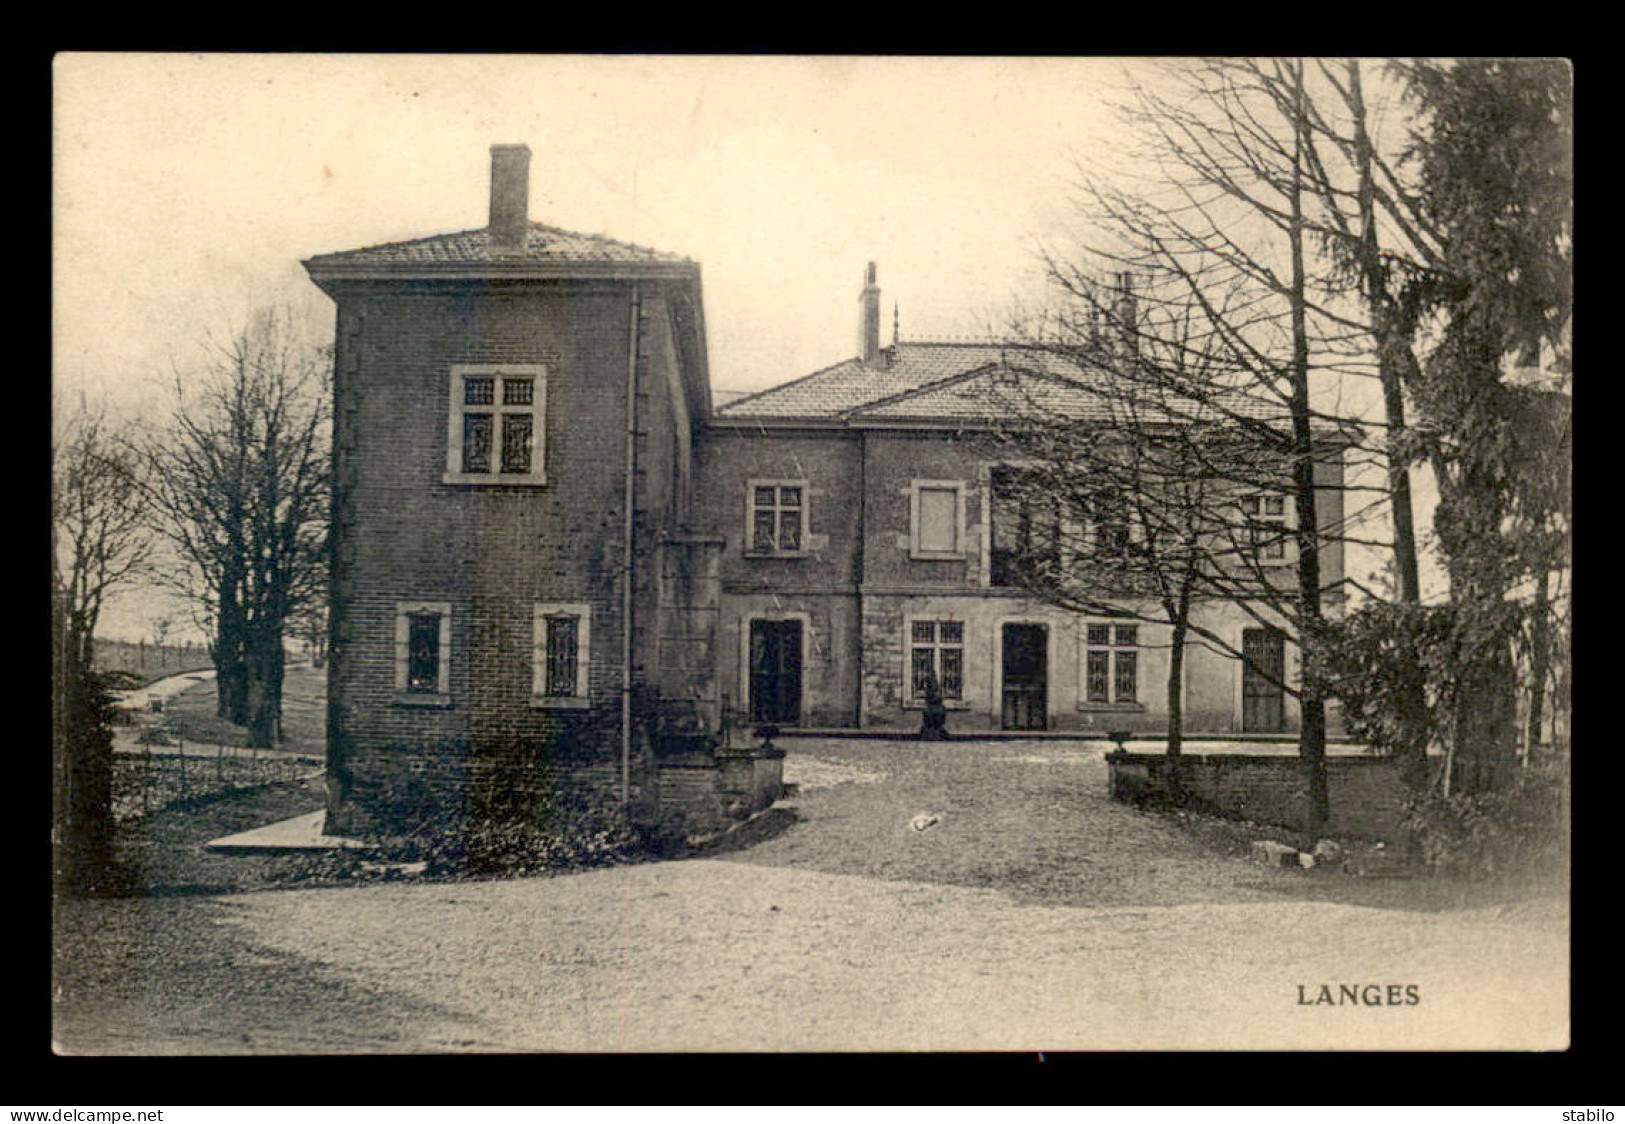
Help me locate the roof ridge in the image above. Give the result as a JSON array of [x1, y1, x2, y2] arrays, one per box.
[[901, 340, 1096, 355], [854, 361, 1105, 418], [305, 226, 490, 260], [538, 223, 691, 260], [897, 338, 1023, 348], [305, 221, 689, 265], [843, 361, 1003, 417], [713, 355, 867, 414]]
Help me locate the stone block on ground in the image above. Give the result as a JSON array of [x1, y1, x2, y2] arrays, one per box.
[[1311, 839, 1346, 867], [1251, 839, 1303, 869], [1346, 843, 1414, 879]]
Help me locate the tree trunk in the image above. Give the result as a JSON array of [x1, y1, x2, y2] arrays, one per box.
[[215, 574, 249, 725], [52, 598, 113, 894], [1286, 60, 1330, 838], [1347, 59, 1430, 796], [215, 641, 248, 725], [1430, 361, 1521, 796], [1525, 570, 1552, 757], [1452, 645, 1517, 795], [1447, 587, 1519, 796], [1163, 571, 1196, 802], [1165, 612, 1188, 803], [243, 625, 285, 749]]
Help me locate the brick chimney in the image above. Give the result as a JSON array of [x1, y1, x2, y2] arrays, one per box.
[[858, 262, 881, 363], [489, 144, 532, 252], [1114, 271, 1139, 358]]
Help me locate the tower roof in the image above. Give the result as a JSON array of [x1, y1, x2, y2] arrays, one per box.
[[303, 223, 698, 288]]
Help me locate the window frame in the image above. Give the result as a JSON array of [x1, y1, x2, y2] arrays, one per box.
[[531, 602, 592, 708], [989, 466, 1063, 586], [1087, 486, 1134, 559], [909, 479, 968, 560], [904, 616, 968, 708], [393, 601, 452, 706], [1241, 492, 1292, 566], [444, 364, 548, 486], [1080, 619, 1141, 709], [743, 478, 810, 558]]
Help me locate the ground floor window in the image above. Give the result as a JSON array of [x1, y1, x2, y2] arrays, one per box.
[[533, 603, 591, 704], [394, 601, 451, 697], [909, 619, 964, 701], [1084, 622, 1137, 704]]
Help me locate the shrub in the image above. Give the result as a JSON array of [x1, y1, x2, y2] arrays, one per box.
[[1402, 759, 1569, 880], [1316, 603, 1455, 789], [382, 786, 647, 878]]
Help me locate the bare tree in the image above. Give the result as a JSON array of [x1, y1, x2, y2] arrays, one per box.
[[52, 400, 153, 890], [987, 267, 1363, 823], [142, 308, 331, 748], [1027, 57, 1571, 825], [52, 403, 154, 666], [290, 600, 329, 669], [985, 285, 1282, 789], [1004, 58, 1425, 833]]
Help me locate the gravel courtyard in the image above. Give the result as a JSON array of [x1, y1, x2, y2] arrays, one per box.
[[53, 737, 1569, 1054]]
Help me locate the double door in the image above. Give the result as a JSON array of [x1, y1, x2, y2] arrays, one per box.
[[1001, 623, 1048, 731], [1242, 627, 1286, 733]]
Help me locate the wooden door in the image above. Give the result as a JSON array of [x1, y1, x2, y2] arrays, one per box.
[[1242, 627, 1286, 733], [1001, 623, 1048, 730], [749, 619, 802, 725]]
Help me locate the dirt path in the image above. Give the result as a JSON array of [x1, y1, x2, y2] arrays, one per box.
[[122, 859, 1560, 1053], [53, 738, 1569, 1054], [723, 739, 1290, 909]]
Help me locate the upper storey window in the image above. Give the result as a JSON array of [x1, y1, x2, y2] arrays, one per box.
[[1241, 493, 1291, 565], [990, 467, 1061, 586], [746, 481, 809, 556], [909, 480, 967, 560], [445, 365, 547, 485]]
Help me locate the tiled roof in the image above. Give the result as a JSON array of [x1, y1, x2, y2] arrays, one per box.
[[856, 364, 1119, 422], [304, 224, 691, 269], [714, 341, 1284, 426], [715, 343, 1073, 419]]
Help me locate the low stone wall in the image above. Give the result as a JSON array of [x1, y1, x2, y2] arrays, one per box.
[[1106, 749, 1428, 841], [323, 737, 629, 837], [655, 752, 727, 836], [715, 744, 785, 818], [654, 738, 785, 840], [323, 728, 782, 843]]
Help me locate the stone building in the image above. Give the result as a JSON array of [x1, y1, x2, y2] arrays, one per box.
[[703, 303, 1346, 738], [305, 145, 1344, 838]]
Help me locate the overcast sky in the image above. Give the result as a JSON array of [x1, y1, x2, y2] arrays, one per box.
[[54, 54, 1435, 640], [54, 53, 1171, 411]]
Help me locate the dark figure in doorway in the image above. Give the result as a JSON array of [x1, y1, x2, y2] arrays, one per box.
[[919, 671, 950, 741]]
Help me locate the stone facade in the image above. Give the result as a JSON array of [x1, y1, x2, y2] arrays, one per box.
[[306, 148, 1348, 841], [697, 418, 1343, 736], [307, 147, 748, 839]]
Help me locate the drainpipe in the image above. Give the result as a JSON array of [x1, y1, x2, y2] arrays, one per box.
[[622, 283, 642, 807], [855, 429, 868, 728]]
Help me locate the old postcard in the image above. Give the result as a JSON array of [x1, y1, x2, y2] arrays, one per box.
[[52, 53, 1571, 1054]]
